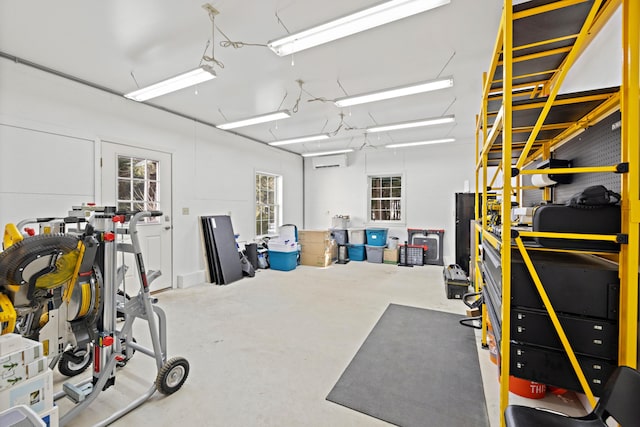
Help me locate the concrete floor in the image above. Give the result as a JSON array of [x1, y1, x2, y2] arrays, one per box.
[[54, 261, 586, 426]]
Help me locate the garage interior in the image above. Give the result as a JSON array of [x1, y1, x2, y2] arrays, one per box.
[[0, 1, 638, 426]]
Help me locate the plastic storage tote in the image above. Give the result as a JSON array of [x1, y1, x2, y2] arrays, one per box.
[[332, 229, 348, 245], [365, 245, 384, 263], [348, 229, 366, 244], [268, 250, 297, 271], [347, 243, 366, 261], [366, 228, 388, 246]]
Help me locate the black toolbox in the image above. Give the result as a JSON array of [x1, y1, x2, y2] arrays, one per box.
[[443, 264, 470, 299]]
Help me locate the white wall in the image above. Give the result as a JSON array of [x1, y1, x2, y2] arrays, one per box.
[[0, 58, 303, 284], [304, 142, 476, 263]]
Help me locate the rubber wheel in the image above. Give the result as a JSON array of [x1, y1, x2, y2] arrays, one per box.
[[155, 357, 189, 395], [58, 347, 92, 377]]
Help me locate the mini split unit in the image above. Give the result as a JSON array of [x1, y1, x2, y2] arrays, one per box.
[[311, 154, 348, 169]]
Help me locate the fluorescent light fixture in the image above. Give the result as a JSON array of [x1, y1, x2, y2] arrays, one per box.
[[268, 134, 330, 146], [124, 65, 216, 102], [335, 77, 453, 108], [268, 0, 450, 56], [385, 138, 455, 148], [302, 149, 354, 157], [366, 115, 455, 133], [216, 110, 291, 130]]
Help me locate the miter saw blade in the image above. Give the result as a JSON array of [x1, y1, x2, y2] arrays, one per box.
[[0, 234, 80, 289]]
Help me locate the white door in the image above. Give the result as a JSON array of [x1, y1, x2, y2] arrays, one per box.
[[100, 142, 173, 292]]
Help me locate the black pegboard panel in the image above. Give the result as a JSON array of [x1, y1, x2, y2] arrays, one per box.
[[520, 110, 621, 207], [554, 111, 621, 203]]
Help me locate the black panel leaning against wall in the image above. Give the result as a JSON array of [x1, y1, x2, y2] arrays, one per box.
[[521, 110, 621, 208]]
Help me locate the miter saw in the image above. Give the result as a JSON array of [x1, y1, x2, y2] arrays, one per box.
[[0, 217, 101, 376], [0, 208, 189, 426]]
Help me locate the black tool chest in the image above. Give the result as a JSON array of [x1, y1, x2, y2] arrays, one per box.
[[482, 243, 620, 395]]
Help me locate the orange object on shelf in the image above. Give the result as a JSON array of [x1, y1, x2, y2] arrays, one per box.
[[487, 322, 498, 365], [509, 376, 547, 399], [547, 385, 568, 395]]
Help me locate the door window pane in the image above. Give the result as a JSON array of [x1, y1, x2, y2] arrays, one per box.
[[117, 155, 161, 220]]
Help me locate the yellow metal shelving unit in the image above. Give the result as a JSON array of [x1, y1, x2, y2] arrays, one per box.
[[474, 1, 639, 425]]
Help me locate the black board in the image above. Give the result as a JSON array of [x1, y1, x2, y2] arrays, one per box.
[[200, 215, 243, 285]]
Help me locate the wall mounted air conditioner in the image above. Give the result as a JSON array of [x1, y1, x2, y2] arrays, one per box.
[[311, 154, 347, 169]]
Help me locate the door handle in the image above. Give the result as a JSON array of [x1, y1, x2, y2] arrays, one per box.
[[164, 226, 172, 230]]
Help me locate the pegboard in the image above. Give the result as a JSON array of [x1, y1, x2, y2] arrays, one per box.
[[521, 110, 621, 207]]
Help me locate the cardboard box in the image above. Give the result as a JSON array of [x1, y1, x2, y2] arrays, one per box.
[[300, 240, 337, 267], [0, 334, 24, 356], [0, 364, 27, 391], [0, 340, 45, 391], [301, 252, 333, 267], [0, 369, 54, 414], [383, 248, 399, 264], [298, 230, 331, 244]]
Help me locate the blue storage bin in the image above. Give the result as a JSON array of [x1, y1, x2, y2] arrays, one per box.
[[366, 228, 388, 246], [348, 243, 366, 261], [269, 250, 297, 271]]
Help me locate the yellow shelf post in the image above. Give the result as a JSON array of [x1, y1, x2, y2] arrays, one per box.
[[499, 2, 513, 425], [619, 0, 640, 368]]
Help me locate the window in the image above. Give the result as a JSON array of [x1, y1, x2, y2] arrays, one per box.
[[117, 155, 160, 216], [255, 172, 281, 236], [369, 175, 403, 222]]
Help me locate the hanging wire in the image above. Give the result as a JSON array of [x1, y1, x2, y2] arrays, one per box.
[[441, 97, 457, 116], [329, 112, 346, 136], [275, 11, 291, 34], [218, 108, 229, 121], [130, 71, 140, 89], [320, 118, 329, 133], [436, 50, 456, 78], [217, 25, 267, 49], [277, 92, 288, 111], [337, 79, 350, 96], [202, 7, 225, 69], [292, 80, 305, 113]]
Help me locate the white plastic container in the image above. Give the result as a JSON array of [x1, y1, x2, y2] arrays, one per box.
[[348, 229, 366, 244], [332, 216, 350, 229], [388, 237, 399, 250], [0, 405, 45, 427]]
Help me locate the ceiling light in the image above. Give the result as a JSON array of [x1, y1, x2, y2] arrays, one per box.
[[334, 77, 453, 108], [385, 138, 455, 148], [124, 65, 216, 102], [216, 110, 291, 130], [268, 0, 450, 56], [268, 134, 330, 146], [366, 115, 455, 133], [302, 149, 354, 157]]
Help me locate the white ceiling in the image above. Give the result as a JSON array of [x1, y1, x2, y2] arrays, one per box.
[[0, 0, 507, 155]]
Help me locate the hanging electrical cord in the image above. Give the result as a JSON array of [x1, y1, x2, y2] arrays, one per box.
[[217, 26, 267, 49], [201, 5, 225, 69]]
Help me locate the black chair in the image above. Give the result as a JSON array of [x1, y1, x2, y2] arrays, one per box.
[[504, 366, 640, 427]]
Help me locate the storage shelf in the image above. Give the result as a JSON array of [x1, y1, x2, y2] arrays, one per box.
[[473, 1, 639, 425]]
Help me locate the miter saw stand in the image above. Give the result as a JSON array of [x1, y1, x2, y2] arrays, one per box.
[[0, 208, 189, 426]]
